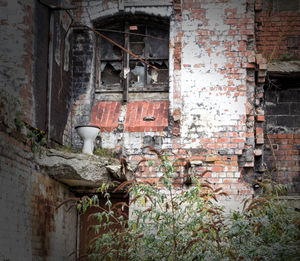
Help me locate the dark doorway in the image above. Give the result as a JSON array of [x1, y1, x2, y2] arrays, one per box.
[[79, 193, 129, 260]]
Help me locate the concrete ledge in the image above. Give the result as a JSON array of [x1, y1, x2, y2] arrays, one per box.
[[35, 149, 134, 190]]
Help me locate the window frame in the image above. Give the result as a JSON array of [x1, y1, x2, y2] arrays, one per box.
[[94, 17, 170, 102]]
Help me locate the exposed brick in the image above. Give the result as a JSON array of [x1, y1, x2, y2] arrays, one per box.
[[256, 8, 300, 60], [90, 101, 121, 132], [124, 101, 169, 132]]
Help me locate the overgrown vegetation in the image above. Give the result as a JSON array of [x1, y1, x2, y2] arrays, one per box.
[[0, 89, 47, 153], [28, 127, 47, 153], [94, 147, 117, 158], [74, 149, 300, 261], [54, 144, 74, 153]]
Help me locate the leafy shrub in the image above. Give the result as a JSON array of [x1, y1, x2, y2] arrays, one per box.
[[76, 150, 300, 260], [227, 196, 300, 260]]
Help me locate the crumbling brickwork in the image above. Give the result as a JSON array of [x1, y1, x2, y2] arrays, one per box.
[[254, 0, 300, 194], [68, 0, 261, 197], [1, 0, 300, 259], [71, 29, 96, 149]]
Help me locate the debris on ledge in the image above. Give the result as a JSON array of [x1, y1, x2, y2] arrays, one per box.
[[268, 61, 300, 77], [35, 149, 135, 192]]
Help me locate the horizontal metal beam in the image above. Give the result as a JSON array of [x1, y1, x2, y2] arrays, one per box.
[[95, 89, 169, 94], [124, 0, 173, 7]]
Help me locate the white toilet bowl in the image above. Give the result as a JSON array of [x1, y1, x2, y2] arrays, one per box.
[[75, 125, 100, 155]]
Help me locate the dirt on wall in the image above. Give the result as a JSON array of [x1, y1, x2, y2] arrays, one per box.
[[30, 172, 76, 260]]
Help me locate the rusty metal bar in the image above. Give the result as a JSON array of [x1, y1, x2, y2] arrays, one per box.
[[94, 28, 167, 41], [65, 10, 159, 71], [83, 24, 160, 71]]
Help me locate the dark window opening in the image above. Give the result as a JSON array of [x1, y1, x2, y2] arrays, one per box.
[[263, 75, 300, 194], [79, 193, 129, 260], [264, 76, 300, 132]]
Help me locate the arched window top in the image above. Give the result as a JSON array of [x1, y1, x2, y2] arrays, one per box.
[[93, 14, 169, 28]]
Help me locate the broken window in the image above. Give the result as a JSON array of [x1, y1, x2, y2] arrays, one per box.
[[95, 17, 169, 101]]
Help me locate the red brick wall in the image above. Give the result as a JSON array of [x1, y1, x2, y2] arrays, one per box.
[[90, 101, 169, 132], [265, 134, 300, 193], [255, 0, 300, 61]]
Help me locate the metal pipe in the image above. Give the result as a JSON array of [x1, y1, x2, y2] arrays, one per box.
[[47, 13, 54, 143]]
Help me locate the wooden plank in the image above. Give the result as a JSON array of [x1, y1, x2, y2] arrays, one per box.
[[123, 23, 130, 102], [95, 35, 101, 90], [95, 90, 123, 94], [95, 88, 169, 93], [119, 0, 125, 10]]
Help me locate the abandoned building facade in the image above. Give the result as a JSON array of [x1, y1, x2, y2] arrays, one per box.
[[0, 0, 299, 260]]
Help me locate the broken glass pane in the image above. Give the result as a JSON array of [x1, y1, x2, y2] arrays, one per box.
[[147, 61, 168, 85], [145, 26, 169, 59], [130, 42, 145, 57], [101, 62, 121, 86], [100, 26, 124, 60], [129, 61, 144, 87]]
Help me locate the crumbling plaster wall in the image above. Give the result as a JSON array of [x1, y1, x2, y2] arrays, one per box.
[[0, 131, 77, 261], [176, 0, 260, 195], [0, 0, 74, 143], [0, 0, 78, 260], [170, 0, 259, 195], [0, 0, 35, 125], [68, 0, 259, 197]]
